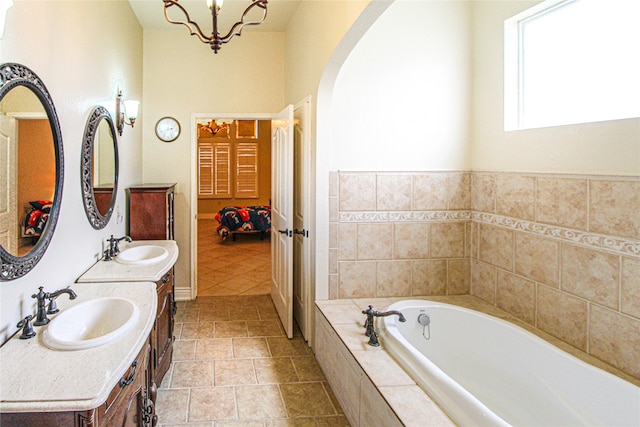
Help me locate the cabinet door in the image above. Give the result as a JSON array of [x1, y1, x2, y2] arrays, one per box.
[[154, 270, 174, 386], [101, 344, 149, 426], [127, 185, 175, 241]]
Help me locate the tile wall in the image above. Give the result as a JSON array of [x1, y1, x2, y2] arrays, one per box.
[[328, 171, 640, 381], [328, 172, 472, 300]]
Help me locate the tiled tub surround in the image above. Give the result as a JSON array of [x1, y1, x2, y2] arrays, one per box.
[[315, 296, 640, 427], [329, 171, 640, 381], [315, 298, 454, 427]]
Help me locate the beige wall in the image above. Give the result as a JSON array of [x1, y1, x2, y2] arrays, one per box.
[[141, 29, 285, 295], [470, 1, 640, 175], [283, 0, 369, 106], [0, 0, 143, 341], [329, 0, 472, 172]]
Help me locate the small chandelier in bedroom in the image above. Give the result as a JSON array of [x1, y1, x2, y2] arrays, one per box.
[[163, 0, 268, 54]]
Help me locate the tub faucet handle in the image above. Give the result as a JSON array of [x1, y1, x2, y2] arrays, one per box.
[[362, 305, 376, 337], [367, 330, 380, 347]]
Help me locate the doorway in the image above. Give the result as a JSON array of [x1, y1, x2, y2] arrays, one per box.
[[190, 103, 313, 342], [195, 117, 273, 297]]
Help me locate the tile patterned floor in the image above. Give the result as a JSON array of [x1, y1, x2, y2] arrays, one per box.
[[156, 220, 348, 426], [197, 219, 271, 296]]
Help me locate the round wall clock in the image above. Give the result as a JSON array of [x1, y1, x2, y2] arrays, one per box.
[[155, 116, 181, 142]]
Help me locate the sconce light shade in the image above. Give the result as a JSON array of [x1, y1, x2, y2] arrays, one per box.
[[0, 0, 14, 39], [116, 90, 139, 136], [124, 100, 139, 121]]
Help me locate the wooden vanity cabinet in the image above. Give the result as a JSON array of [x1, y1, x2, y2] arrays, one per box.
[[127, 184, 176, 240], [0, 343, 152, 427]]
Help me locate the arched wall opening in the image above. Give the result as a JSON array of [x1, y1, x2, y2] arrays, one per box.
[[314, 1, 395, 302]]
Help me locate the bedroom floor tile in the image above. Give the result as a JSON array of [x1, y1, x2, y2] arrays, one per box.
[[197, 219, 271, 297]]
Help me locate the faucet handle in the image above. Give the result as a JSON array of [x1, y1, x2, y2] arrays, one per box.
[[31, 286, 47, 301], [47, 297, 60, 314], [17, 315, 36, 339], [112, 235, 132, 256]]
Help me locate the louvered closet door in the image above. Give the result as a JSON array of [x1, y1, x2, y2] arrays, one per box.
[[198, 141, 231, 198], [235, 143, 259, 198], [198, 143, 214, 196]]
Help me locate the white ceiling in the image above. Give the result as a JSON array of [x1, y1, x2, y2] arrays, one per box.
[[128, 0, 300, 32]]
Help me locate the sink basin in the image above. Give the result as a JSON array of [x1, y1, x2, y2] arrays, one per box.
[[116, 245, 168, 265], [43, 297, 140, 351]]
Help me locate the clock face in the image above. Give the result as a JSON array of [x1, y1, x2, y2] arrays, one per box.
[[155, 117, 181, 142]]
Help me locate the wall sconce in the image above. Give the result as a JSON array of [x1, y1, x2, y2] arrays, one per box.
[[163, 0, 268, 54], [0, 0, 13, 39], [115, 90, 139, 136]]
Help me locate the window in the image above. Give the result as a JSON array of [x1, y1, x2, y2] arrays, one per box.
[[198, 141, 259, 198], [505, 0, 640, 130]]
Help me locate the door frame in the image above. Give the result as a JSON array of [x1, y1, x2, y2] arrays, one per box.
[[188, 112, 275, 301], [188, 105, 314, 345]]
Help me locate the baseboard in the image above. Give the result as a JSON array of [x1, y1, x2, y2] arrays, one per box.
[[198, 213, 218, 220], [175, 286, 193, 301]]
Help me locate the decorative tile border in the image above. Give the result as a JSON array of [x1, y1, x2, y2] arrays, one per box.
[[338, 210, 640, 257], [339, 210, 472, 223], [474, 212, 640, 257]]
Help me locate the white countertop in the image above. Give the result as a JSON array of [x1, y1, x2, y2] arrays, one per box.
[[76, 240, 179, 283], [0, 281, 157, 413]]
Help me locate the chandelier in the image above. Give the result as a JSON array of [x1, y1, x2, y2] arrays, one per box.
[[163, 0, 268, 54]]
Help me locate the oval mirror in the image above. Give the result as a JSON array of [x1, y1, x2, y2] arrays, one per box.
[[0, 63, 64, 281], [81, 106, 118, 229]]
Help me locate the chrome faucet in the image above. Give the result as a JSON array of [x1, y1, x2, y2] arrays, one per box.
[[32, 286, 77, 326], [362, 305, 406, 347], [103, 235, 132, 260]]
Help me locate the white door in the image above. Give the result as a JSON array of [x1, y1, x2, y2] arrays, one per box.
[[0, 116, 17, 254], [271, 105, 294, 338], [293, 98, 312, 341]]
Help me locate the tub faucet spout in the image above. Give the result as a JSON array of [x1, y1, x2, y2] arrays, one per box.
[[377, 310, 407, 322]]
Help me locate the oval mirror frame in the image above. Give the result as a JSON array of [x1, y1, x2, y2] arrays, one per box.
[[0, 63, 64, 281], [81, 106, 119, 229]]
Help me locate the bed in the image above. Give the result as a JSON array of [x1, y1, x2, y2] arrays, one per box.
[[215, 206, 271, 241], [23, 200, 51, 239]]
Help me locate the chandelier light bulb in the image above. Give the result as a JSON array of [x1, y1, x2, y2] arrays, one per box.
[[206, 0, 223, 12]]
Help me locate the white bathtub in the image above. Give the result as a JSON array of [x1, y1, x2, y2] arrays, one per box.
[[378, 300, 640, 427]]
